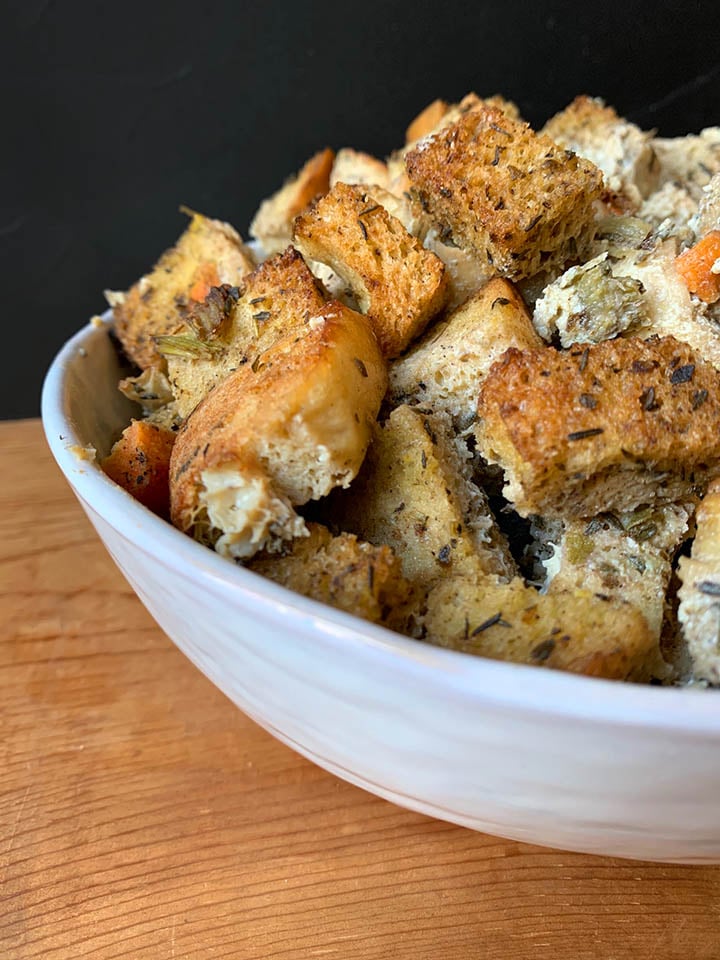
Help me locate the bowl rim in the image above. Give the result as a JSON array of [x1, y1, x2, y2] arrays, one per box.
[[41, 313, 720, 734]]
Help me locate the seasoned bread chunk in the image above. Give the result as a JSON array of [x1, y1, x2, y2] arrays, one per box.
[[541, 95, 659, 207], [249, 148, 335, 256], [389, 278, 542, 427], [249, 522, 412, 627], [405, 98, 449, 143], [423, 575, 661, 681], [293, 182, 447, 357], [329, 404, 515, 589], [476, 335, 720, 518], [165, 246, 327, 419], [330, 148, 389, 189], [112, 212, 255, 371], [677, 482, 720, 684], [405, 104, 603, 279], [170, 302, 386, 559]]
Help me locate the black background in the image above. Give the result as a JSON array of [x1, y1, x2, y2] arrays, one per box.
[[3, 0, 720, 419]]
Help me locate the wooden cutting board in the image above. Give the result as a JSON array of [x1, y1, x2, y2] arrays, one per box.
[[3, 418, 720, 960]]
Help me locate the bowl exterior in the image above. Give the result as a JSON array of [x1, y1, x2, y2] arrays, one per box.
[[71, 496, 720, 863], [42, 316, 720, 863]]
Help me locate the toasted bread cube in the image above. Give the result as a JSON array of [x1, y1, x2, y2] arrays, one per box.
[[112, 213, 255, 371], [101, 419, 176, 517], [249, 522, 412, 627], [677, 482, 720, 684], [330, 148, 390, 189], [293, 182, 447, 357], [389, 278, 541, 427], [329, 404, 515, 589], [541, 95, 659, 208], [165, 246, 327, 419], [541, 503, 691, 640], [476, 335, 720, 519], [170, 301, 387, 559], [423, 575, 661, 681], [354, 184, 493, 310], [249, 148, 335, 256], [387, 93, 520, 199], [405, 98, 450, 143], [405, 104, 603, 280]]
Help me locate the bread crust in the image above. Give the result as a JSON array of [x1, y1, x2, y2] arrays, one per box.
[[250, 148, 335, 256], [249, 522, 412, 626], [293, 182, 447, 357], [476, 335, 720, 518], [166, 246, 327, 418], [170, 301, 387, 557], [405, 103, 603, 279], [423, 575, 660, 681]]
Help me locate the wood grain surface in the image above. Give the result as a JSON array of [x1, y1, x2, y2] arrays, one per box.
[[3, 419, 720, 960]]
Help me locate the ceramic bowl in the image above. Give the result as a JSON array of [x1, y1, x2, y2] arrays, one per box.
[[41, 314, 720, 863]]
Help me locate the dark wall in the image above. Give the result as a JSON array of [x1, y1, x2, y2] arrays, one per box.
[[3, 0, 720, 419]]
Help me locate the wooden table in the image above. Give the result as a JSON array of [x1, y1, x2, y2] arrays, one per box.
[[3, 419, 720, 959]]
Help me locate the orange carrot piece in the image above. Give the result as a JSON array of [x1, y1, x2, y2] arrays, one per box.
[[188, 262, 221, 302], [101, 419, 176, 517], [675, 230, 720, 304]]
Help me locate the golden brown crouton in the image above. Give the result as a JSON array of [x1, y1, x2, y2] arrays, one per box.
[[293, 182, 447, 357], [405, 104, 604, 280], [677, 481, 720, 684], [423, 575, 661, 681], [249, 148, 335, 256], [349, 184, 492, 310], [112, 212, 255, 371], [170, 301, 387, 559], [476, 335, 720, 519], [249, 522, 412, 627], [164, 246, 327, 419], [387, 93, 521, 199], [329, 404, 515, 589], [389, 278, 541, 427], [541, 95, 659, 208], [330, 148, 390, 189], [101, 419, 176, 518], [405, 98, 449, 143]]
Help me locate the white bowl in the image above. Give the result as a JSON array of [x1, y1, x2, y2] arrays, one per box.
[[42, 314, 720, 863]]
